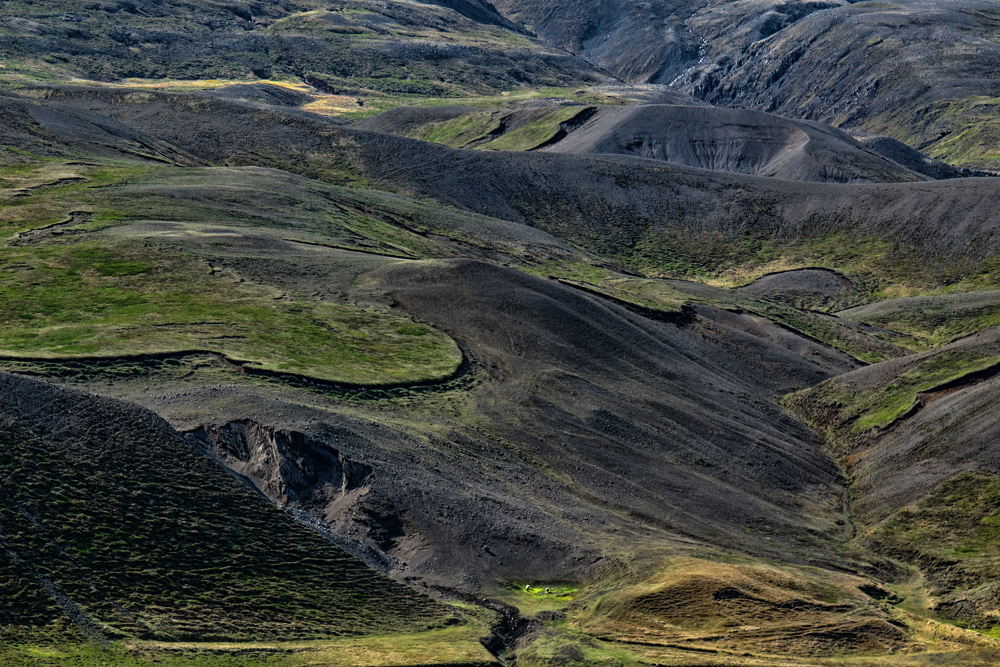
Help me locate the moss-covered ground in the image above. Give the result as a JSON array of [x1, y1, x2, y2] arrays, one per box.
[[786, 347, 1000, 456], [0, 162, 469, 384], [0, 625, 496, 666], [478, 107, 591, 151]]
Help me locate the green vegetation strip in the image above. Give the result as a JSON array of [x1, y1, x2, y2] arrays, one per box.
[[0, 625, 496, 666], [0, 241, 460, 384], [479, 107, 589, 151], [856, 352, 1000, 431], [787, 349, 1000, 456], [412, 112, 503, 148]]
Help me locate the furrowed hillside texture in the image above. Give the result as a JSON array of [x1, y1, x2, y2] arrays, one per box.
[[0, 0, 605, 97], [0, 372, 454, 643]]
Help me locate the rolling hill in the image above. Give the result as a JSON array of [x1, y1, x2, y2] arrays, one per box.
[[359, 102, 933, 183], [6, 0, 1000, 664], [0, 372, 495, 665]]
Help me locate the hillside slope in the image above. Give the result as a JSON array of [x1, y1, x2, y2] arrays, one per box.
[[0, 0, 605, 97], [539, 104, 925, 183], [358, 103, 928, 183], [667, 0, 1000, 170], [788, 328, 1000, 630], [480, 0, 1000, 169], [0, 373, 455, 643], [32, 86, 1000, 290], [164, 258, 859, 588]]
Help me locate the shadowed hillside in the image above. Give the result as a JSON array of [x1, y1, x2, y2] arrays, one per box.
[[0, 373, 457, 643], [0, 0, 605, 98]]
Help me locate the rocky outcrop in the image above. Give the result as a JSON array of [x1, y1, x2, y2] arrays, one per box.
[[188, 419, 373, 508], [187, 420, 418, 572]]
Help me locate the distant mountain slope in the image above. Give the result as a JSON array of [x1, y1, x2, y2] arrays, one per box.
[[0, 0, 605, 95], [0, 372, 452, 643], [480, 0, 1000, 169], [34, 86, 1000, 289], [669, 0, 1000, 170], [488, 0, 705, 83]]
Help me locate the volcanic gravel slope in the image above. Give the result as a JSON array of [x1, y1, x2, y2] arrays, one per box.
[[0, 91, 202, 165], [538, 105, 925, 183], [183, 258, 858, 588], [0, 372, 453, 643]]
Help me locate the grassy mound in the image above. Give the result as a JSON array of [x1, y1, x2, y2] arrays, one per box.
[[0, 162, 464, 385]]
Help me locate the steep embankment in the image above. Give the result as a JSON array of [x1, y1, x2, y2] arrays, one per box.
[[0, 373, 455, 644]]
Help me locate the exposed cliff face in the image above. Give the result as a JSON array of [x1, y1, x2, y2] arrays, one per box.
[[190, 419, 373, 507], [188, 420, 417, 569]]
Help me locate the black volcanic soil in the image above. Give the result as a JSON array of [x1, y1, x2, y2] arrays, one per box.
[[0, 91, 203, 165], [539, 105, 924, 183], [135, 259, 859, 589]]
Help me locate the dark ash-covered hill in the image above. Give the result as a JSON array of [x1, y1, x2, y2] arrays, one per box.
[[538, 104, 925, 183], [0, 373, 453, 644], [174, 258, 859, 588]]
